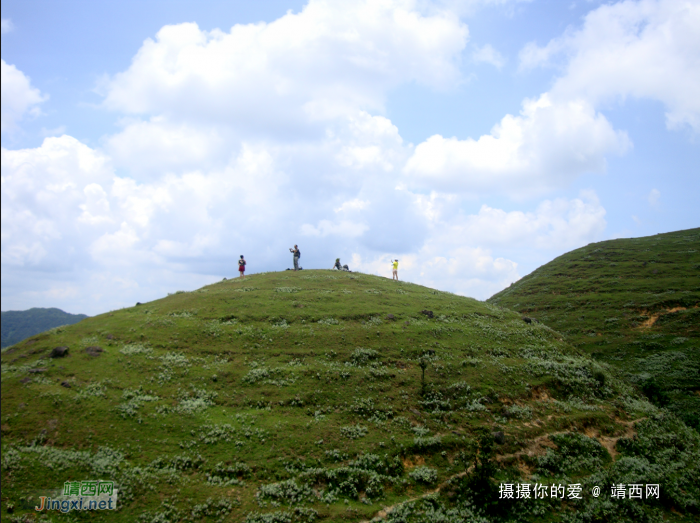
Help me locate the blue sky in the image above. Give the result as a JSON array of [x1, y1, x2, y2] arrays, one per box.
[[2, 0, 698, 315]]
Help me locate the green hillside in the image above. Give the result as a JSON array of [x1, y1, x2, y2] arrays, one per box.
[[489, 228, 700, 430], [1, 308, 88, 349], [2, 271, 698, 522]]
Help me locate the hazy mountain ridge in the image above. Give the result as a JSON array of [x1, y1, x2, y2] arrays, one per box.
[[1, 307, 88, 349]]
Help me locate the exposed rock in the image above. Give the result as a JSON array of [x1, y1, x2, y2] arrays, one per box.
[[50, 346, 69, 358], [28, 368, 47, 374], [85, 346, 104, 357], [386, 314, 395, 320], [106, 334, 114, 340], [20, 377, 32, 384]]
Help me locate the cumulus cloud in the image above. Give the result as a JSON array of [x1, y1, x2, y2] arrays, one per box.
[[520, 0, 700, 131], [1, 18, 14, 34], [648, 188, 661, 207], [3, 0, 627, 313], [1, 136, 113, 267], [335, 199, 370, 213], [1, 59, 47, 133], [440, 190, 607, 250], [1, 130, 610, 310], [341, 189, 606, 299], [333, 112, 407, 172], [404, 93, 630, 196], [101, 0, 468, 136], [104, 117, 230, 177], [301, 220, 369, 238], [472, 43, 505, 68], [416, 247, 520, 299], [2, 135, 290, 311], [349, 246, 520, 300]]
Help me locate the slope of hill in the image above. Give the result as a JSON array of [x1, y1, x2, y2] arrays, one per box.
[[1, 308, 89, 349], [2, 271, 698, 522], [489, 228, 700, 430]]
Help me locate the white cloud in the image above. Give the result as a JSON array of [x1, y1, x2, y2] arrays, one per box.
[[1, 128, 610, 311], [1, 136, 114, 267], [344, 190, 606, 299], [334, 199, 370, 213], [472, 43, 505, 68], [416, 246, 520, 299], [1, 18, 14, 34], [350, 247, 520, 300], [101, 1, 468, 134], [1, 135, 279, 311], [442, 190, 607, 250], [520, 0, 700, 131], [78, 183, 113, 225], [404, 93, 630, 196], [89, 222, 141, 265], [4, 1, 631, 313], [648, 188, 661, 206], [104, 117, 229, 177], [301, 220, 369, 238], [1, 59, 47, 133], [333, 112, 407, 172]]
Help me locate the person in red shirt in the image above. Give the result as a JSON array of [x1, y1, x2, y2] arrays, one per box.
[[238, 255, 246, 278]]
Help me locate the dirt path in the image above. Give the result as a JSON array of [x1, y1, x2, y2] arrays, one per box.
[[360, 419, 645, 522], [638, 305, 697, 328]]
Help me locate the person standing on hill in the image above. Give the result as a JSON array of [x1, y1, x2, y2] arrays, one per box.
[[238, 255, 246, 278], [290, 245, 300, 271], [392, 259, 399, 280]]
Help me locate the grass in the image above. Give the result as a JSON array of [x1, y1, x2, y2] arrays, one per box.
[[1, 268, 698, 522], [489, 227, 700, 430]]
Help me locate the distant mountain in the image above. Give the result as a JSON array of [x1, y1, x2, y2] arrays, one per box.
[[489, 227, 700, 429], [1, 307, 88, 348]]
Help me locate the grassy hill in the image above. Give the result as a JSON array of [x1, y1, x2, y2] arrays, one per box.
[[2, 270, 698, 522], [488, 228, 700, 431], [1, 308, 88, 349]]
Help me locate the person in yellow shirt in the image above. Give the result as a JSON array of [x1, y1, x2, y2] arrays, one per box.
[[392, 259, 399, 280]]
